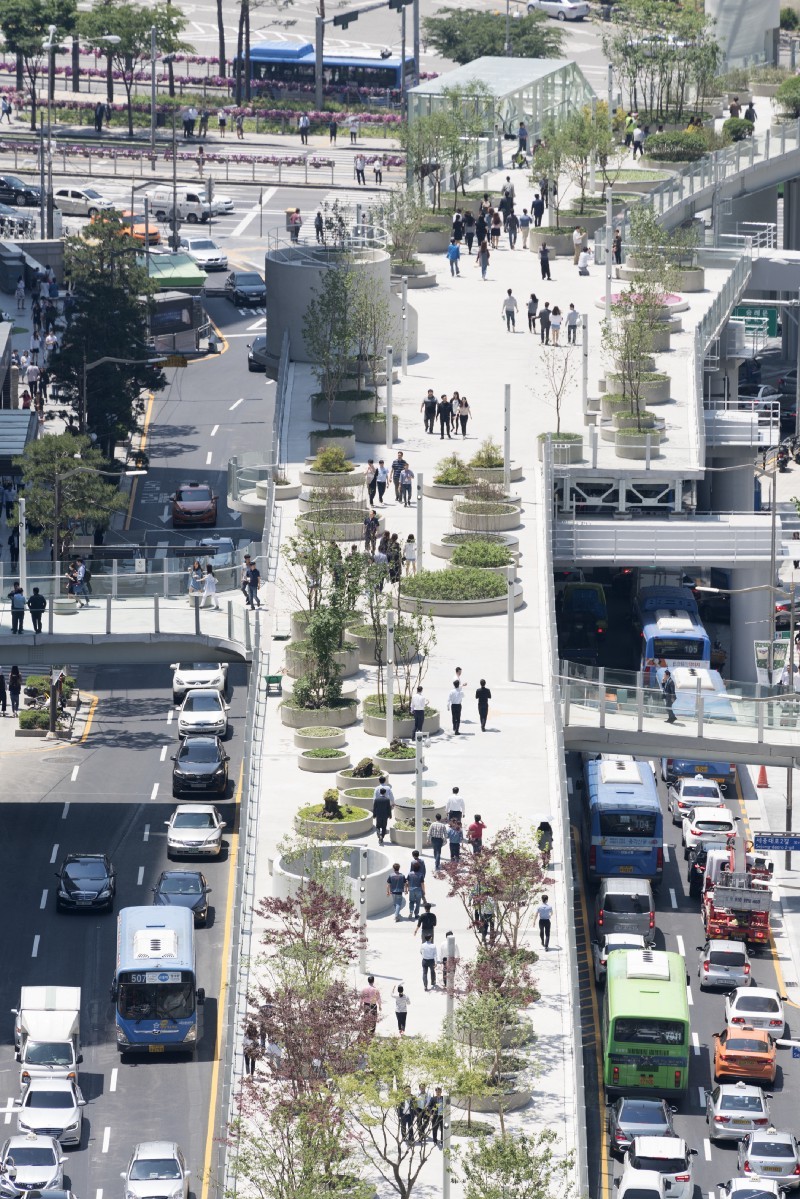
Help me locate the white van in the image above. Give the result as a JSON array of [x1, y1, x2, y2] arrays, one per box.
[[146, 187, 212, 224]]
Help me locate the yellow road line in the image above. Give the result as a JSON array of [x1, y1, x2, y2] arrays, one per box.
[[79, 692, 98, 744], [124, 392, 155, 531], [572, 826, 611, 1199], [200, 760, 243, 1199]]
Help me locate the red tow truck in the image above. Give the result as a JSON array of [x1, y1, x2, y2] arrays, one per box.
[[702, 850, 771, 945]]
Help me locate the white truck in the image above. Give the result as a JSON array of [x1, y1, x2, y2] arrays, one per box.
[[12, 986, 81, 1084]]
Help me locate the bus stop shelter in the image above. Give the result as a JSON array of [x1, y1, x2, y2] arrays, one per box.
[[406, 57, 595, 138]]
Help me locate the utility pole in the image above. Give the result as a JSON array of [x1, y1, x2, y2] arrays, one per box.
[[171, 111, 179, 251], [150, 26, 157, 155]]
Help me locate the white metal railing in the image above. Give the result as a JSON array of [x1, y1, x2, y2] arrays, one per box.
[[552, 514, 780, 565], [10, 550, 265, 601], [704, 397, 780, 447], [719, 222, 778, 253]]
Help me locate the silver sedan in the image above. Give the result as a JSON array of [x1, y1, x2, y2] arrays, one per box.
[[738, 1129, 800, 1187], [706, 1082, 771, 1141], [166, 804, 226, 857]]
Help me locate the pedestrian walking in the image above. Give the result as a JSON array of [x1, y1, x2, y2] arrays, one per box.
[[29, 333, 40, 364], [447, 786, 465, 823], [387, 534, 402, 586], [490, 211, 502, 249], [408, 685, 427, 735], [235, 113, 244, 139], [429, 813, 448, 871], [0, 671, 5, 716], [439, 934, 460, 989], [501, 288, 518, 332], [199, 108, 210, 137], [373, 157, 383, 184], [240, 554, 252, 603], [218, 109, 227, 137], [375, 459, 389, 504], [363, 509, 379, 552], [421, 389, 437, 434], [467, 814, 486, 854], [243, 1024, 259, 1075], [8, 583, 25, 633], [420, 939, 437, 990], [463, 209, 476, 254], [540, 175, 549, 208], [373, 780, 394, 845], [408, 860, 425, 919], [289, 208, 302, 243], [539, 302, 552, 344], [744, 101, 756, 124], [539, 242, 551, 281], [0, 95, 12, 125], [612, 227, 622, 265], [298, 113, 310, 144], [566, 304, 580, 344], [458, 397, 470, 437], [436, 394, 453, 439], [427, 1088, 445, 1146], [391, 985, 410, 1035], [527, 293, 538, 333], [314, 210, 324, 242], [328, 118, 337, 143], [532, 193, 544, 227], [8, 666, 20, 714], [360, 974, 381, 1033], [550, 306, 562, 346], [519, 208, 531, 250], [246, 560, 261, 608], [399, 465, 414, 507], [27, 587, 46, 633], [537, 820, 553, 867], [390, 451, 406, 501], [94, 101, 104, 133], [632, 122, 644, 159], [202, 564, 220, 610], [572, 226, 585, 264], [354, 153, 366, 185], [624, 111, 635, 146], [475, 238, 490, 281], [398, 1086, 414, 1135], [349, 115, 359, 144], [447, 681, 463, 733], [364, 459, 377, 505], [578, 247, 591, 276], [447, 820, 463, 860], [414, 900, 437, 940], [475, 678, 491, 730], [506, 210, 519, 249], [662, 668, 677, 722], [15, 276, 25, 311], [196, 146, 205, 178], [446, 238, 461, 276], [386, 862, 408, 920], [537, 894, 553, 950]]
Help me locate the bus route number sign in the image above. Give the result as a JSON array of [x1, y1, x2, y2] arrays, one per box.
[[127, 971, 183, 984]]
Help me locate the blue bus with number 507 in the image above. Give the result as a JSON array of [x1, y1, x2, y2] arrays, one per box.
[[112, 907, 203, 1056]]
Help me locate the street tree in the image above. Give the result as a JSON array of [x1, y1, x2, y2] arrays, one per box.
[[303, 260, 356, 429], [13, 433, 127, 560], [557, 103, 616, 215], [541, 340, 578, 435], [377, 189, 426, 266], [400, 108, 455, 209], [80, 0, 189, 135], [531, 133, 565, 228], [422, 8, 563, 64], [49, 216, 165, 447], [256, 878, 363, 993], [0, 0, 77, 130], [462, 1128, 575, 1199], [349, 271, 397, 407]]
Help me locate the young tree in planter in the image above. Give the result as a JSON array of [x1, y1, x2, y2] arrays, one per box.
[[452, 990, 534, 1136], [558, 103, 615, 216], [303, 260, 356, 430], [462, 1127, 575, 1199], [256, 878, 363, 993], [350, 271, 398, 409], [531, 132, 565, 229], [393, 606, 437, 712], [400, 107, 454, 210], [541, 341, 578, 435], [377, 188, 427, 267]]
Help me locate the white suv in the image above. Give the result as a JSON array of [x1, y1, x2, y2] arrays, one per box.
[[625, 1137, 697, 1199]]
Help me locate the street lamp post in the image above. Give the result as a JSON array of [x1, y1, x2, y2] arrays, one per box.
[[150, 26, 157, 155]]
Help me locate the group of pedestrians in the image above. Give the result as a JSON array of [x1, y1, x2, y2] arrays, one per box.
[[0, 666, 22, 715], [6, 582, 47, 633], [523, 295, 581, 345], [361, 520, 417, 584], [419, 390, 471, 438], [363, 451, 416, 507]]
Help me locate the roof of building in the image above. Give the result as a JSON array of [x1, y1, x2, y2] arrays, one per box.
[[407, 56, 578, 97], [0, 410, 38, 469]]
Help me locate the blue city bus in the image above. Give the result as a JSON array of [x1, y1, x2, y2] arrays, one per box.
[[582, 757, 664, 886], [658, 666, 736, 723], [112, 907, 203, 1055], [241, 42, 415, 91], [635, 585, 711, 670]]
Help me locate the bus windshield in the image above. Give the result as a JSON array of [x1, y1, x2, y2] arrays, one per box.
[[614, 1018, 686, 1045], [118, 979, 195, 1022], [599, 811, 658, 838]]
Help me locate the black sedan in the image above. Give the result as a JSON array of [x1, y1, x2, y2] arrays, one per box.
[[0, 175, 41, 207], [172, 735, 229, 796], [247, 335, 268, 371], [224, 270, 266, 306], [152, 870, 211, 925], [55, 853, 116, 911]]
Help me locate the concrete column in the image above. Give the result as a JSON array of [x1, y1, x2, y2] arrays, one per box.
[[730, 566, 771, 682], [784, 179, 800, 253], [709, 452, 755, 513]]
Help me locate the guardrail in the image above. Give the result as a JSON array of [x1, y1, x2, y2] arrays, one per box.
[[704, 397, 781, 447], [552, 512, 779, 565]]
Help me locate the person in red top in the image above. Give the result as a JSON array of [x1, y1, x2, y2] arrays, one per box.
[[467, 814, 486, 855]]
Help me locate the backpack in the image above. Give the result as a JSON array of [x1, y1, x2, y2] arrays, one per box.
[[83, 567, 92, 582]]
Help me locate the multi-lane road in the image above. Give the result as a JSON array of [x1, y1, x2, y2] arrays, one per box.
[[571, 755, 798, 1199]]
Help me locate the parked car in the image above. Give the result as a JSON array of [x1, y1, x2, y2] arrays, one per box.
[[706, 1081, 772, 1142], [52, 186, 115, 217], [0, 175, 41, 206], [526, 0, 588, 16]]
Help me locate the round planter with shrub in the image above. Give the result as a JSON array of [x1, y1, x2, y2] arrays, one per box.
[[449, 540, 514, 570], [615, 428, 662, 459], [373, 740, 418, 774], [341, 785, 381, 805], [293, 726, 347, 750], [295, 789, 373, 837], [398, 567, 524, 616], [345, 623, 420, 665], [536, 433, 583, 464], [297, 507, 372, 541], [336, 758, 383, 789], [284, 640, 360, 679], [362, 693, 440, 738], [298, 747, 351, 773], [280, 698, 359, 729], [308, 429, 356, 457], [390, 818, 432, 847], [468, 437, 523, 483], [424, 453, 476, 500], [299, 445, 363, 489], [353, 412, 399, 444], [432, 531, 520, 561], [451, 498, 522, 532], [394, 796, 435, 821]]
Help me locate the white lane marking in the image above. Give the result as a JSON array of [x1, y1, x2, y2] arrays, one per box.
[[109, 1070, 118, 1094], [3, 1099, 12, 1125], [102, 1126, 110, 1154], [229, 398, 244, 410], [32, 935, 40, 958], [697, 1086, 706, 1108], [210, 424, 219, 437], [167, 709, 174, 725], [676, 934, 685, 956], [692, 1031, 700, 1056], [50, 844, 59, 864], [686, 985, 693, 1006], [40, 889, 47, 910], [150, 783, 159, 801], [162, 504, 170, 521], [205, 451, 213, 465], [143, 824, 150, 842], [62, 802, 70, 818], [663, 844, 670, 861], [137, 866, 144, 886], [160, 746, 168, 762], [703, 1140, 712, 1162], [71, 765, 79, 782], [669, 888, 677, 908], [229, 187, 277, 238], [97, 1190, 103, 1199]]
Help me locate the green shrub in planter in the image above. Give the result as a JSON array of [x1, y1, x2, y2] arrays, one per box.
[[441, 532, 507, 545], [297, 726, 343, 738], [302, 747, 348, 759], [309, 427, 353, 440], [469, 437, 504, 470], [26, 673, 76, 702], [434, 454, 474, 487], [639, 372, 669, 383], [402, 568, 506, 602], [297, 801, 369, 822], [341, 787, 376, 800], [310, 446, 354, 473], [363, 693, 436, 717], [376, 739, 416, 759], [312, 389, 375, 404], [722, 116, 754, 143], [351, 757, 381, 778], [615, 414, 656, 431], [643, 132, 709, 162], [536, 431, 582, 443], [394, 817, 433, 831], [19, 709, 55, 730], [616, 428, 661, 442], [455, 501, 517, 516], [450, 541, 513, 568], [781, 6, 799, 31]]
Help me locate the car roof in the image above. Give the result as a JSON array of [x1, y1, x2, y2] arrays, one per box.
[[732, 987, 780, 1000], [171, 803, 220, 815], [718, 1082, 763, 1097], [631, 1137, 687, 1155], [604, 933, 646, 946], [748, 1128, 794, 1144], [132, 1141, 179, 1158], [4, 1133, 60, 1147], [25, 1077, 75, 1091], [176, 481, 209, 490], [182, 689, 221, 700], [601, 878, 653, 895], [707, 940, 747, 952], [686, 806, 734, 819], [724, 1026, 771, 1042]]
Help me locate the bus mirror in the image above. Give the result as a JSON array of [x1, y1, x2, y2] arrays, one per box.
[[197, 988, 205, 1006]]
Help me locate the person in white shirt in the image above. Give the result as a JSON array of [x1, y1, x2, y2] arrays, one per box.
[[578, 248, 591, 276], [375, 460, 389, 505], [391, 984, 410, 1034], [202, 564, 220, 610], [536, 894, 553, 950], [420, 939, 437, 990], [566, 304, 580, 345], [572, 226, 585, 264], [501, 288, 519, 332], [447, 681, 463, 734], [411, 686, 427, 733], [373, 776, 395, 805], [447, 786, 465, 822]]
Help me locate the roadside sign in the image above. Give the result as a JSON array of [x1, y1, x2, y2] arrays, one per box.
[[732, 304, 779, 337], [161, 355, 188, 368], [712, 885, 768, 911], [793, 1046, 800, 1059], [754, 832, 800, 852]]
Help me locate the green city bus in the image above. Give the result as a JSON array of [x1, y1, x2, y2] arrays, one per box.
[[602, 950, 690, 1097]]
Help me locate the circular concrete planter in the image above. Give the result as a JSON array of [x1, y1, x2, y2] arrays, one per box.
[[452, 1090, 532, 1113], [298, 749, 351, 773], [311, 395, 375, 424], [362, 708, 441, 738], [308, 432, 357, 457], [537, 436, 583, 464], [528, 230, 573, 256], [293, 728, 347, 749], [298, 491, 364, 516], [344, 628, 420, 665], [423, 479, 476, 501], [274, 481, 302, 500], [340, 786, 381, 804], [558, 211, 608, 237], [280, 700, 359, 729], [273, 843, 393, 916], [373, 752, 417, 774], [613, 173, 671, 193], [52, 597, 78, 615], [431, 532, 520, 561], [284, 643, 360, 679], [615, 431, 662, 459], [299, 467, 362, 489], [448, 561, 516, 578], [295, 809, 374, 838], [398, 582, 524, 617], [451, 501, 522, 532], [353, 413, 399, 444], [395, 798, 435, 820], [390, 825, 431, 847], [416, 229, 451, 253], [296, 510, 371, 541], [336, 767, 382, 790], [471, 464, 523, 483], [606, 375, 671, 405]]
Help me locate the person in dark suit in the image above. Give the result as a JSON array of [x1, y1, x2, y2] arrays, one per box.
[[436, 394, 453, 439]]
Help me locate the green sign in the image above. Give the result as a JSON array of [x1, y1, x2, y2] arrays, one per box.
[[732, 304, 779, 337]]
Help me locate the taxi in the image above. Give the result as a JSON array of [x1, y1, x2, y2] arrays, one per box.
[[713, 1026, 776, 1085]]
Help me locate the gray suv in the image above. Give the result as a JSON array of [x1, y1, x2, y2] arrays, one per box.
[[595, 878, 655, 939]]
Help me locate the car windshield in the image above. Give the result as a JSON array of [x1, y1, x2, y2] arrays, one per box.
[[737, 996, 779, 1013], [683, 785, 720, 799], [619, 1101, 667, 1124], [84, 189, 102, 199], [604, 895, 648, 914], [727, 1037, 768, 1053], [129, 1160, 181, 1181], [7, 1148, 57, 1166], [5, 177, 25, 188], [622, 1190, 662, 1199], [720, 1095, 764, 1112], [178, 487, 212, 503], [187, 664, 219, 671], [25, 1091, 74, 1108], [695, 820, 733, 832], [180, 742, 219, 762], [236, 273, 263, 286], [632, 1155, 687, 1174], [173, 812, 214, 828], [710, 951, 747, 966], [66, 860, 107, 879], [160, 875, 203, 894], [191, 240, 216, 250], [25, 1042, 73, 1066], [751, 1142, 795, 1158], [183, 694, 220, 713]]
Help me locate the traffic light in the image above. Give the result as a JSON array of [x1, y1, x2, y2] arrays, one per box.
[[333, 10, 357, 26]]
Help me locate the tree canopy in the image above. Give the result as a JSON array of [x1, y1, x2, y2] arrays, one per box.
[[0, 0, 78, 129], [422, 8, 564, 64]]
